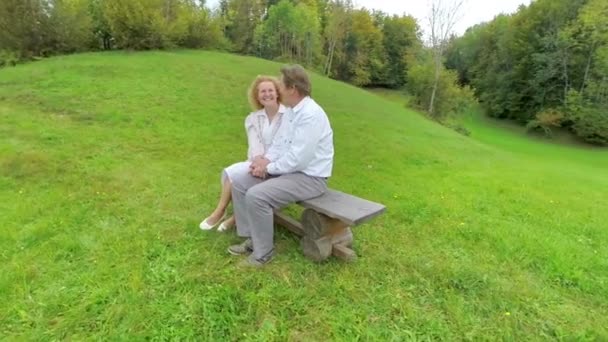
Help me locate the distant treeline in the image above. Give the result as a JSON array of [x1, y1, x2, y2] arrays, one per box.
[[1, 0, 606, 144], [446, 0, 607, 145]]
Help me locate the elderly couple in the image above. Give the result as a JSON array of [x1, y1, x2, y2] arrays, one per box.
[[199, 65, 334, 267]]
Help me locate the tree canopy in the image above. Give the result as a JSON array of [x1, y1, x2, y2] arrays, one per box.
[[1, 0, 605, 144], [446, 0, 608, 145]]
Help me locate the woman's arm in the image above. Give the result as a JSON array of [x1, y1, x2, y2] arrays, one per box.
[[245, 113, 265, 161]]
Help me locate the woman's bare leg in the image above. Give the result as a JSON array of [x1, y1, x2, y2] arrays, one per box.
[[206, 179, 232, 225], [222, 215, 236, 228]]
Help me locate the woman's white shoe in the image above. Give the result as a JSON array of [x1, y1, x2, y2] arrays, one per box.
[[217, 221, 233, 232], [199, 213, 226, 231]]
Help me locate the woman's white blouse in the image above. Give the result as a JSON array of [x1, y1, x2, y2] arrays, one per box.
[[244, 104, 287, 161]]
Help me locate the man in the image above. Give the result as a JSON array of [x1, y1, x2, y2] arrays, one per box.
[[228, 64, 334, 267]]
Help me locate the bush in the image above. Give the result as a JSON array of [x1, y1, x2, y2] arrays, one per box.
[[102, 0, 167, 50], [525, 108, 565, 137], [407, 57, 477, 121], [565, 90, 608, 146], [570, 107, 608, 146], [48, 0, 96, 53], [0, 0, 54, 59], [0, 50, 19, 68], [446, 122, 472, 136], [176, 8, 226, 49]]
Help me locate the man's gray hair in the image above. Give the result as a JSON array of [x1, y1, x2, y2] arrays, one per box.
[[280, 64, 311, 97]]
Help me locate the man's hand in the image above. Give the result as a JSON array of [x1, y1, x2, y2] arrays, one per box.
[[251, 156, 270, 170], [250, 165, 267, 178], [250, 157, 271, 179]]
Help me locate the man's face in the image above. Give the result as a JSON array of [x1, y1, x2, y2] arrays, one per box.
[[279, 77, 296, 107]]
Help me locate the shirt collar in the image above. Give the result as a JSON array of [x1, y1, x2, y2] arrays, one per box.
[[254, 109, 266, 117], [292, 96, 311, 113], [257, 104, 288, 117], [278, 104, 287, 114]]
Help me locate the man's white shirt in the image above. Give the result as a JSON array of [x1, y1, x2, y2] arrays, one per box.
[[265, 96, 334, 178]]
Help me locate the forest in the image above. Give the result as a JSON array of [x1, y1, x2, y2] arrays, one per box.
[[1, 0, 606, 144]]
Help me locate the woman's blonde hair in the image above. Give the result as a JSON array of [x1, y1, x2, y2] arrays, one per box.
[[247, 75, 282, 110]]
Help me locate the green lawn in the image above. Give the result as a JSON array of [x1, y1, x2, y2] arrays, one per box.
[[1, 50, 607, 340]]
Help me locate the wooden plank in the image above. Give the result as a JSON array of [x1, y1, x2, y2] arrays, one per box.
[[299, 189, 386, 226], [274, 211, 304, 236], [332, 244, 357, 262]]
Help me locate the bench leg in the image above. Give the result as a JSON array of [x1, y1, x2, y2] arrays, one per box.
[[300, 235, 333, 262], [300, 209, 357, 262], [330, 227, 357, 262]]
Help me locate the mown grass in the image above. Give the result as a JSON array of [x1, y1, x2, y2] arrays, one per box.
[[1, 50, 607, 340]]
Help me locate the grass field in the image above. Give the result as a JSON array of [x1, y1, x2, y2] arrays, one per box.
[[1, 50, 607, 340]]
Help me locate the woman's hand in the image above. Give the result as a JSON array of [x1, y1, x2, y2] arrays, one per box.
[[250, 165, 267, 179]]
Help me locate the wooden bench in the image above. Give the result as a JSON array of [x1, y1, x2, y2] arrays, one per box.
[[274, 189, 386, 262]]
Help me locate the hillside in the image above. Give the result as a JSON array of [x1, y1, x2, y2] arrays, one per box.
[[1, 51, 607, 340]]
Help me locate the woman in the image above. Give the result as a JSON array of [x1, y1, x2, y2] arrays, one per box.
[[199, 75, 286, 232]]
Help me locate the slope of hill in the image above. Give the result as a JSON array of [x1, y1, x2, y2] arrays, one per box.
[[1, 51, 607, 340]]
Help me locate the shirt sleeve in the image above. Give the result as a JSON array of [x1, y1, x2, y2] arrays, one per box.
[[266, 110, 322, 175], [245, 114, 264, 160], [263, 125, 282, 162]]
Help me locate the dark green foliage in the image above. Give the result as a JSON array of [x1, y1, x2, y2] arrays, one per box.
[[0, 50, 19, 67], [0, 0, 53, 59], [48, 0, 96, 53], [253, 0, 321, 66], [1, 0, 605, 145], [446, 0, 608, 145], [381, 14, 421, 88], [220, 0, 264, 54], [408, 53, 477, 121], [0, 0, 225, 60], [0, 0, 422, 90], [566, 90, 608, 145]]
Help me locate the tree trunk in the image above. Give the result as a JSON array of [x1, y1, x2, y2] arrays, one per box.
[[282, 33, 287, 57], [580, 46, 594, 95], [429, 76, 438, 115], [562, 51, 569, 105], [325, 38, 336, 75], [306, 33, 312, 66], [599, 76, 607, 104], [429, 52, 442, 116], [328, 40, 336, 75]]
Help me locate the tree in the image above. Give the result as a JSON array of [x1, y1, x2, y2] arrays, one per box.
[[0, 0, 53, 58], [222, 0, 264, 54], [564, 0, 608, 145], [408, 51, 475, 120], [445, 22, 490, 86], [342, 8, 385, 86], [381, 14, 421, 88], [253, 0, 321, 66], [102, 0, 166, 50], [48, 0, 95, 53], [427, 0, 465, 115], [169, 1, 225, 49], [446, 0, 607, 144], [88, 0, 112, 50], [322, 0, 351, 76]]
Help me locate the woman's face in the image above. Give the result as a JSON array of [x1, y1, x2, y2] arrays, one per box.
[[257, 81, 278, 108]]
